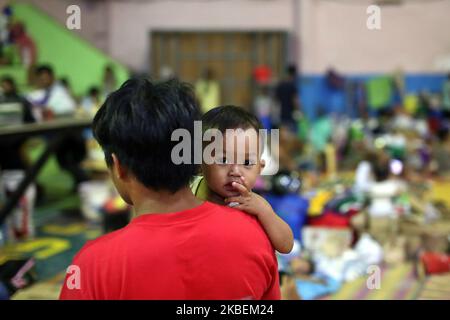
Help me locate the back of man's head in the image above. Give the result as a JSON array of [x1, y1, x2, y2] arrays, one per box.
[[93, 78, 201, 193]]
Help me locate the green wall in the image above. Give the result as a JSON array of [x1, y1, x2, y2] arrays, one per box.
[[11, 3, 129, 96]]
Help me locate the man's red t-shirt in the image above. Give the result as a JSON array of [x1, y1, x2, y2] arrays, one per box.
[[59, 201, 280, 300]]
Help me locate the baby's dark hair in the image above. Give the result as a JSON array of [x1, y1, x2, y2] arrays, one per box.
[[201, 105, 263, 133], [201, 105, 265, 155]]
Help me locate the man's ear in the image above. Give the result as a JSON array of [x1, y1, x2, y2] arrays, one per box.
[[112, 153, 127, 179]]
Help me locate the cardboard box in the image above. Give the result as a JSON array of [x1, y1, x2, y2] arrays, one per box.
[[302, 226, 352, 258], [368, 216, 399, 245]]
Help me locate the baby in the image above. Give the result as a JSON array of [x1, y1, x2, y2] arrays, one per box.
[[195, 105, 294, 253]]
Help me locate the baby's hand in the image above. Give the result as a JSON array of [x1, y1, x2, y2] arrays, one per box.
[[224, 177, 272, 218]]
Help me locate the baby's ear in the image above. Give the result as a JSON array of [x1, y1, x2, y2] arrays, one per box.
[[259, 159, 266, 172]]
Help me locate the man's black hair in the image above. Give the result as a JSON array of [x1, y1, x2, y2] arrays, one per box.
[[201, 105, 263, 133], [92, 78, 201, 193], [35, 65, 54, 76]]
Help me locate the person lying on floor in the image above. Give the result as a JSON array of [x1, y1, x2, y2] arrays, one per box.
[[281, 257, 341, 300]]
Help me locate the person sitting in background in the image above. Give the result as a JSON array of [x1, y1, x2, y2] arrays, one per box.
[[253, 85, 273, 130], [59, 77, 78, 105], [27, 65, 87, 189], [80, 86, 101, 118], [367, 151, 406, 218], [195, 68, 221, 114], [0, 77, 39, 239], [275, 65, 300, 133], [0, 76, 34, 124], [8, 22, 36, 69], [353, 150, 377, 197], [27, 65, 76, 120], [102, 64, 117, 98], [0, 6, 10, 66], [79, 87, 102, 141], [0, 76, 35, 170]]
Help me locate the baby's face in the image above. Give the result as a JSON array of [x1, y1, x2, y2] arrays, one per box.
[[202, 128, 264, 198]]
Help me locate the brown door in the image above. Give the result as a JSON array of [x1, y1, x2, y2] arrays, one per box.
[[151, 31, 287, 108]]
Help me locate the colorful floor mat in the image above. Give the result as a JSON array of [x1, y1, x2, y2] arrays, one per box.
[[1, 220, 102, 300], [327, 263, 422, 300], [416, 274, 450, 300]]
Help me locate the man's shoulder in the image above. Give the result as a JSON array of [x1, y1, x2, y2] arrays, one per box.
[[72, 227, 128, 263], [204, 202, 271, 243], [73, 202, 272, 260], [206, 201, 256, 222]]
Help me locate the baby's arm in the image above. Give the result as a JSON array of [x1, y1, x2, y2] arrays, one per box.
[[255, 200, 295, 254], [225, 181, 294, 254]]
